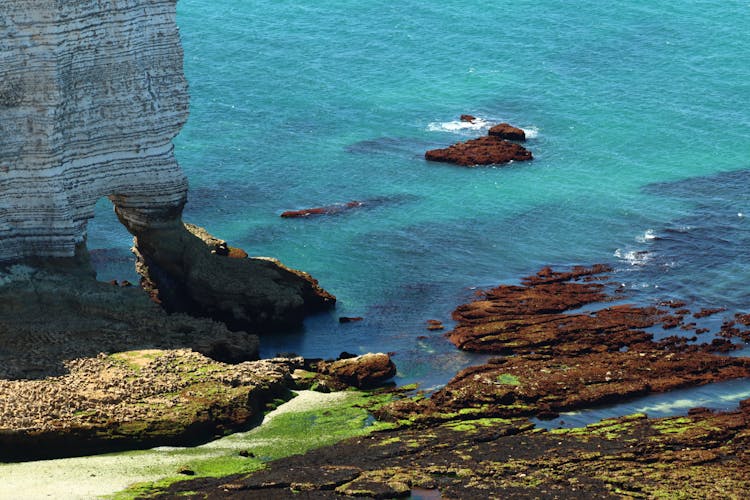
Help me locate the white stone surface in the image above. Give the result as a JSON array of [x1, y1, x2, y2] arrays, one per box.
[[0, 0, 189, 260]]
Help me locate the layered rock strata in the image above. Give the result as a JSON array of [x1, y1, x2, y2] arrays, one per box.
[[1, 1, 335, 330], [0, 0, 189, 260]]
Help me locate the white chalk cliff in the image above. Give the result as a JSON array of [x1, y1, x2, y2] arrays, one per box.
[[0, 0, 188, 260], [0, 0, 335, 331]]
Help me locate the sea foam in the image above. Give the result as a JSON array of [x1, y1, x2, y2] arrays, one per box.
[[427, 117, 491, 133]]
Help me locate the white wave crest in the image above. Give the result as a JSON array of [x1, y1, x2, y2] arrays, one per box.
[[427, 118, 491, 133], [614, 248, 651, 266], [521, 126, 539, 139], [635, 229, 657, 243]]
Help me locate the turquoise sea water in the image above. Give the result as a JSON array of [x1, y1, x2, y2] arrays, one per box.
[[90, 1, 750, 417]]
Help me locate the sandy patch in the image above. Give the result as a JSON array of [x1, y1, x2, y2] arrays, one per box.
[[0, 391, 349, 499]]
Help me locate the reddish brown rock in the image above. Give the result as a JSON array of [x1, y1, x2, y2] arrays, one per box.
[[426, 319, 444, 331], [316, 353, 396, 389], [281, 201, 363, 218], [488, 122, 526, 141], [425, 135, 532, 167], [374, 265, 750, 424], [459, 114, 476, 123], [339, 316, 364, 324]]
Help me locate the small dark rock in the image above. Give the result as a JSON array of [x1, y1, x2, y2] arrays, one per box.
[[339, 317, 364, 324], [177, 466, 195, 476]]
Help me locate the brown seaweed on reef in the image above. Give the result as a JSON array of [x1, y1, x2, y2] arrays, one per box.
[[155, 264, 750, 499], [379, 264, 750, 423]]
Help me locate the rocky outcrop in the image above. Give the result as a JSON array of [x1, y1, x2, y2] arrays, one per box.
[[0, 0, 189, 261], [488, 122, 526, 141], [160, 397, 750, 499], [379, 265, 750, 423], [425, 134, 532, 166], [0, 349, 300, 461], [133, 223, 335, 332], [314, 353, 397, 389]]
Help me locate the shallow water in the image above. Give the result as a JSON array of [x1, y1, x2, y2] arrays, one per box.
[[88, 1, 750, 412]]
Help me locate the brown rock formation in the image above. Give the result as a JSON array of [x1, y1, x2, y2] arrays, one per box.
[[425, 135, 533, 166], [379, 265, 750, 423], [315, 353, 397, 389], [488, 122, 527, 141], [132, 222, 335, 332]]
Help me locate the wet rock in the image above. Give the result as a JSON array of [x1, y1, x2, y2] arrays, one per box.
[[425, 135, 533, 166], [281, 201, 363, 218], [488, 122, 526, 141], [382, 265, 750, 422], [133, 222, 335, 332], [426, 319, 444, 331], [339, 316, 364, 323], [316, 353, 396, 389], [459, 114, 476, 122]]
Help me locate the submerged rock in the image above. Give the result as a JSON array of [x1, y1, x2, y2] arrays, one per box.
[[281, 201, 364, 218]]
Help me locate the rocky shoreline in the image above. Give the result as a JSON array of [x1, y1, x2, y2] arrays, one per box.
[[0, 253, 393, 461], [150, 264, 750, 498]]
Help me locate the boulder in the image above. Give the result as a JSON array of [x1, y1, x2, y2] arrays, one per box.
[[488, 122, 526, 141], [316, 353, 396, 388]]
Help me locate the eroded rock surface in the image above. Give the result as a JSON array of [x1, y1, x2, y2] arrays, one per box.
[[154, 264, 750, 499], [1, 2, 333, 332], [382, 265, 750, 422], [425, 135, 533, 166], [0, 349, 300, 461], [134, 223, 335, 332], [158, 400, 750, 499]]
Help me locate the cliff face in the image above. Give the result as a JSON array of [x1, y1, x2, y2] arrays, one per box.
[[0, 1, 334, 331], [0, 0, 188, 260]]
